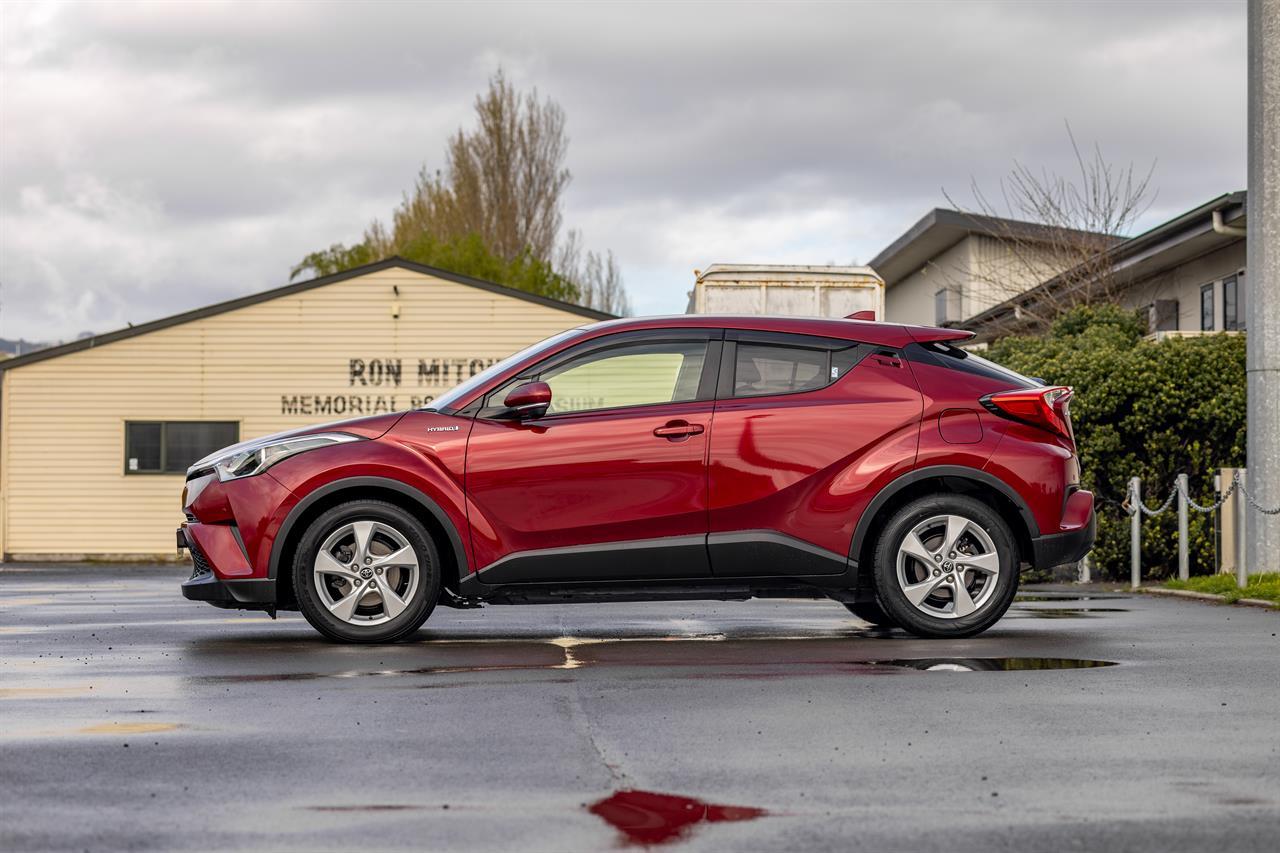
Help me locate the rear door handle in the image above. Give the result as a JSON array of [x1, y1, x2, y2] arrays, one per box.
[[653, 420, 705, 440]]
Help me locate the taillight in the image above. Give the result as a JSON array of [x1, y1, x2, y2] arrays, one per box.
[[980, 386, 1074, 441]]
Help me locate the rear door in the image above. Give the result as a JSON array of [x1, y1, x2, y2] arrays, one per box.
[[464, 329, 722, 583], [706, 331, 923, 576]]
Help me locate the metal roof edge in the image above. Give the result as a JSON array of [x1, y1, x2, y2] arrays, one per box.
[[0, 257, 615, 372]]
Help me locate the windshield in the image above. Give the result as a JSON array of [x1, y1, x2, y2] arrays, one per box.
[[422, 328, 586, 411]]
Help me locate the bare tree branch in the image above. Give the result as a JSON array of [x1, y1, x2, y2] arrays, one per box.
[[942, 122, 1156, 335]]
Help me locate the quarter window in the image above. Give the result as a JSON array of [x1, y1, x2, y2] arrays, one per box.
[[540, 341, 709, 415], [125, 421, 239, 474], [1201, 283, 1214, 331], [733, 343, 829, 397]]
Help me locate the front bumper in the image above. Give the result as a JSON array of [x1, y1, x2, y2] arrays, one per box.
[[180, 558, 276, 610], [179, 525, 277, 610]]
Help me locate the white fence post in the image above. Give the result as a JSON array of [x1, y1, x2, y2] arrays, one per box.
[[1237, 470, 1249, 589], [1130, 476, 1142, 590], [1177, 473, 1189, 581]]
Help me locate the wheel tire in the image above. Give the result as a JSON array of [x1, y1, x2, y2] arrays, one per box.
[[872, 494, 1018, 639], [842, 600, 899, 628], [293, 500, 440, 643]]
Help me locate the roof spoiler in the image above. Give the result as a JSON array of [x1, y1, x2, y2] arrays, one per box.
[[906, 325, 976, 344]]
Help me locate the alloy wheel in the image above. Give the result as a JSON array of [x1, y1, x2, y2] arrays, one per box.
[[895, 513, 1000, 619], [312, 520, 420, 626]]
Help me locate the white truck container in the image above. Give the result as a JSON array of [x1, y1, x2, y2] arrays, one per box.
[[687, 264, 885, 319]]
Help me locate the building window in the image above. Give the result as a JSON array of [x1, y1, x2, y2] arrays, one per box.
[[1150, 299, 1179, 333], [1223, 274, 1240, 331], [934, 287, 960, 326], [1200, 283, 1214, 331], [125, 421, 239, 475]]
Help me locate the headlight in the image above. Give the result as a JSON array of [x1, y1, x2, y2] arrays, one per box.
[[207, 433, 363, 482]]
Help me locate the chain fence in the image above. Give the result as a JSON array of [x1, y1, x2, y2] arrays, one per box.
[[1121, 469, 1280, 590], [1124, 470, 1280, 517]]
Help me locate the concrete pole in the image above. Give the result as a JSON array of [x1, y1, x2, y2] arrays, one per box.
[[1246, 0, 1280, 574]]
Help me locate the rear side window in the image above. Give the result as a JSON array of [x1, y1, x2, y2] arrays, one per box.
[[908, 342, 1039, 389], [734, 344, 827, 397]]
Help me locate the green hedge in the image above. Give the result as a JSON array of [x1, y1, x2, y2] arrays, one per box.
[[984, 306, 1246, 580]]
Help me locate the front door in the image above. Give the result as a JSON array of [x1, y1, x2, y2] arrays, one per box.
[[464, 332, 720, 584]]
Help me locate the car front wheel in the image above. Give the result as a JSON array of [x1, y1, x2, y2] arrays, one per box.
[[293, 500, 440, 643], [871, 494, 1018, 639]]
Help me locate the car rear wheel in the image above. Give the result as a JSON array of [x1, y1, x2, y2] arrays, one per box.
[[842, 600, 899, 628], [293, 500, 440, 643], [871, 494, 1018, 639]]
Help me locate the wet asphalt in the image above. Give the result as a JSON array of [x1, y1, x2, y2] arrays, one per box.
[[1, 565, 1278, 853]]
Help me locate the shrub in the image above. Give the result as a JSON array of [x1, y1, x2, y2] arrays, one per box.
[[985, 305, 1246, 580]]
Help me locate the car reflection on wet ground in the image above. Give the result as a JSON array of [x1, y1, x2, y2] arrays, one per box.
[[2, 565, 1278, 852]]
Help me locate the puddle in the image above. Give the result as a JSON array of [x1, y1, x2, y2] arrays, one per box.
[[0, 596, 55, 606], [197, 664, 538, 683], [871, 657, 1117, 672], [76, 721, 182, 735], [1007, 607, 1129, 619], [1015, 595, 1125, 602], [588, 789, 766, 846], [304, 804, 443, 812], [0, 686, 93, 699]]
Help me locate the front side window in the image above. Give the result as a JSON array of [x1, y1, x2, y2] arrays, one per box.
[[126, 421, 239, 474], [1223, 274, 1240, 331], [734, 343, 829, 397], [1201, 283, 1214, 331], [539, 341, 708, 415]]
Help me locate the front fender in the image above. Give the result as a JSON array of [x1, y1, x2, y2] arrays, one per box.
[[264, 426, 471, 581]]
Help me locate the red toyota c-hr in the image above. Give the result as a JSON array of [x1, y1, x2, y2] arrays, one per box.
[[179, 315, 1094, 642]]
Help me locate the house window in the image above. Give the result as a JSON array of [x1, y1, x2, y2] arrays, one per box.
[[1151, 300, 1179, 333], [1200, 283, 1214, 331], [934, 287, 959, 325], [1223, 274, 1240, 331], [125, 421, 239, 474]]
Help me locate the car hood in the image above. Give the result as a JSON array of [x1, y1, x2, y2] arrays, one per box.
[[188, 412, 407, 474]]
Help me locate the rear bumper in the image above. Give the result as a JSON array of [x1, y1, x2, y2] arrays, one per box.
[[1029, 490, 1096, 568]]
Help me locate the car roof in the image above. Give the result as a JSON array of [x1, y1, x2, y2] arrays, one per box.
[[575, 314, 972, 347]]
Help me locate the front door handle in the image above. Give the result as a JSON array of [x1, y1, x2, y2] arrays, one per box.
[[653, 420, 705, 440]]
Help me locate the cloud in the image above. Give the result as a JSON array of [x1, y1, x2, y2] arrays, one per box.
[[0, 0, 1247, 340]]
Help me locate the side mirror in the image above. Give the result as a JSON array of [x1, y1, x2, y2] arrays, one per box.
[[503, 381, 552, 419]]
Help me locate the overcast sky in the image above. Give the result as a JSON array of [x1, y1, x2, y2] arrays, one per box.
[[0, 0, 1248, 342]]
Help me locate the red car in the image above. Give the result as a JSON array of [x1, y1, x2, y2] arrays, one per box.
[[179, 315, 1093, 642]]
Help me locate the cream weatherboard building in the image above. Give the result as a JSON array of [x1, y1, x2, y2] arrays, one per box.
[[0, 259, 610, 560]]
